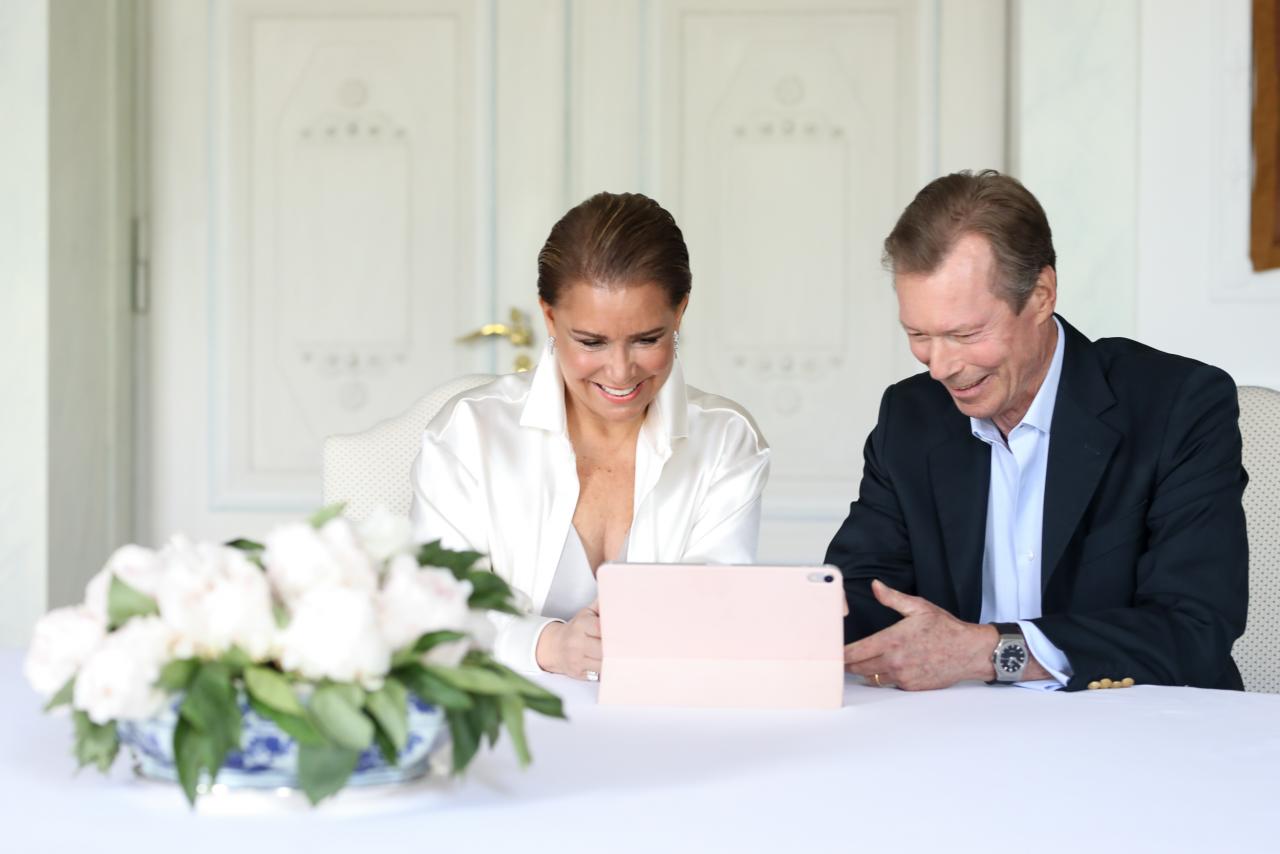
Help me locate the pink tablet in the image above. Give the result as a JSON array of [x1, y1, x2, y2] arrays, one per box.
[[596, 563, 845, 709]]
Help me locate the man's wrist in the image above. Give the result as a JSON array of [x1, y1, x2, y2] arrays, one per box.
[[973, 623, 999, 681]]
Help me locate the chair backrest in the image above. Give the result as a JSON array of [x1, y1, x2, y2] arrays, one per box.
[[322, 374, 495, 522], [1233, 385, 1280, 693]]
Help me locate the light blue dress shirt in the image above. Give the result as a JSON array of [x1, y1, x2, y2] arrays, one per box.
[[970, 317, 1072, 690]]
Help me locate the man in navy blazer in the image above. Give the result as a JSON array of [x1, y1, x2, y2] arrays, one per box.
[[827, 170, 1248, 692]]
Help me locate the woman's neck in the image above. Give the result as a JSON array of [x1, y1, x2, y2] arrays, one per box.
[[563, 390, 645, 453]]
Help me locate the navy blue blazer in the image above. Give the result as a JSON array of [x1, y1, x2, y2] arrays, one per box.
[[825, 316, 1249, 691]]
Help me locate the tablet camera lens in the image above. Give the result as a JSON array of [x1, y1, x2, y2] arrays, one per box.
[[824, 575, 834, 583]]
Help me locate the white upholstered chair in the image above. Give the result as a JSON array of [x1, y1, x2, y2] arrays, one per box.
[[322, 374, 495, 523], [1233, 385, 1280, 693]]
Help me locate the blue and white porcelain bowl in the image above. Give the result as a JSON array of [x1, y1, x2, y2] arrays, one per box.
[[118, 693, 446, 790]]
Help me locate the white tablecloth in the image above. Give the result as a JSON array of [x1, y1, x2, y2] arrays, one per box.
[[2, 649, 1277, 853]]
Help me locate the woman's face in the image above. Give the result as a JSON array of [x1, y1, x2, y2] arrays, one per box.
[[540, 280, 687, 426]]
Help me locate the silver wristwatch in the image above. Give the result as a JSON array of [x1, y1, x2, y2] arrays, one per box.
[[988, 622, 1028, 684]]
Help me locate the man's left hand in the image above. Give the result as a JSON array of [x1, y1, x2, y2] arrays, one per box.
[[844, 579, 997, 690]]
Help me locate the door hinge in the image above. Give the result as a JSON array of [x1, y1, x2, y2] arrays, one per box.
[[130, 214, 150, 315]]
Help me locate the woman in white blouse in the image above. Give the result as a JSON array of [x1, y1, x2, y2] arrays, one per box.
[[410, 192, 770, 679]]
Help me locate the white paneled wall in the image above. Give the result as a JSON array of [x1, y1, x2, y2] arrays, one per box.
[[148, 0, 1008, 559], [1135, 0, 1280, 390], [0, 0, 50, 645], [5, 2, 1269, 646], [1012, 0, 1139, 341]]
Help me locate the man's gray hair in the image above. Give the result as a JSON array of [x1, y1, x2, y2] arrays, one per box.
[[882, 169, 1056, 312]]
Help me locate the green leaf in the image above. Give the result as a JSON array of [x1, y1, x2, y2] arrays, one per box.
[[309, 683, 374, 751], [106, 575, 159, 630], [523, 693, 567, 720], [173, 717, 206, 807], [218, 646, 252, 674], [244, 666, 304, 717], [308, 503, 346, 528], [499, 694, 532, 766], [412, 630, 467, 654], [474, 694, 501, 748], [391, 630, 468, 668], [156, 659, 198, 692], [325, 681, 365, 709], [468, 596, 521, 616], [224, 537, 264, 553], [272, 603, 290, 629], [415, 540, 484, 576], [373, 726, 399, 765], [247, 695, 325, 746], [393, 664, 473, 710], [445, 708, 481, 773], [464, 571, 521, 614], [423, 663, 513, 696], [297, 742, 360, 805], [472, 656, 561, 702], [179, 662, 241, 771], [72, 711, 119, 773], [364, 678, 409, 755], [44, 677, 74, 712]]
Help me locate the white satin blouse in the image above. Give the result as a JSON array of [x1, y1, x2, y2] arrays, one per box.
[[408, 354, 771, 672]]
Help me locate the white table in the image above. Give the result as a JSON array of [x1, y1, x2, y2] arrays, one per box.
[[2, 648, 1277, 853]]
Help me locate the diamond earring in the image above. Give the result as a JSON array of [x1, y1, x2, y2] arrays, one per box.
[[673, 329, 680, 355], [546, 336, 556, 355]]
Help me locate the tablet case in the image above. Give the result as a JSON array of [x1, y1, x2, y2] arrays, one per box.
[[596, 563, 844, 709]]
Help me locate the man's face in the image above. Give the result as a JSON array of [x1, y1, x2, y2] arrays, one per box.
[[895, 233, 1058, 434]]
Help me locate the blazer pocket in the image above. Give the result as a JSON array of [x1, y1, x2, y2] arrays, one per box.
[[1078, 502, 1149, 565]]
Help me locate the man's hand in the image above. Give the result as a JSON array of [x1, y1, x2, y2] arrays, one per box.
[[843, 580, 998, 690], [535, 600, 602, 680]]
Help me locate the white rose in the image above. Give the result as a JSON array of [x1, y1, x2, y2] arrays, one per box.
[[155, 538, 277, 661], [277, 587, 390, 688], [23, 606, 108, 699], [84, 544, 163, 623], [377, 555, 474, 652], [263, 519, 378, 607], [357, 508, 414, 564], [72, 616, 175, 724]]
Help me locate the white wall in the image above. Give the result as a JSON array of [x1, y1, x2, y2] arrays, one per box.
[[1135, 0, 1280, 390], [0, 0, 134, 646], [1013, 0, 1278, 388], [47, 0, 135, 611], [0, 1, 51, 646], [1013, 0, 1139, 341]]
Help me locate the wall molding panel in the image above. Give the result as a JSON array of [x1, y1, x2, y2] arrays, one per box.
[[212, 1, 482, 509]]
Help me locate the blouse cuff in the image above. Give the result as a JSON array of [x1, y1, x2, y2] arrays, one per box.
[[494, 613, 564, 674]]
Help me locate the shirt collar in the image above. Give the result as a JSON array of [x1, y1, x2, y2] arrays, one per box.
[[970, 316, 1065, 442], [519, 352, 690, 453]]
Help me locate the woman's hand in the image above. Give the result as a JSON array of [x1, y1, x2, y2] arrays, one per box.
[[535, 600, 602, 679]]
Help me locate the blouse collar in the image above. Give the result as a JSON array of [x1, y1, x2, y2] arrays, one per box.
[[519, 350, 690, 455]]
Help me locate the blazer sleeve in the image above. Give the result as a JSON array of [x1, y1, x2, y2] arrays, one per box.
[[824, 386, 920, 643], [409, 429, 558, 674], [1032, 365, 1250, 691], [681, 417, 771, 564]]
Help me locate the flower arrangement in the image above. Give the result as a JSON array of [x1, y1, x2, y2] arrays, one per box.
[[23, 505, 563, 806]]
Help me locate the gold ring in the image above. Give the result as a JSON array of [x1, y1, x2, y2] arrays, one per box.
[[873, 673, 882, 687]]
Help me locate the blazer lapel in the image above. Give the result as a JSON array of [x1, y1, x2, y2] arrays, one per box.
[[929, 431, 991, 621], [1041, 318, 1120, 593]]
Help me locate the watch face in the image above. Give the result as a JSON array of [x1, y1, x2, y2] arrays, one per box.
[[997, 643, 1027, 674]]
